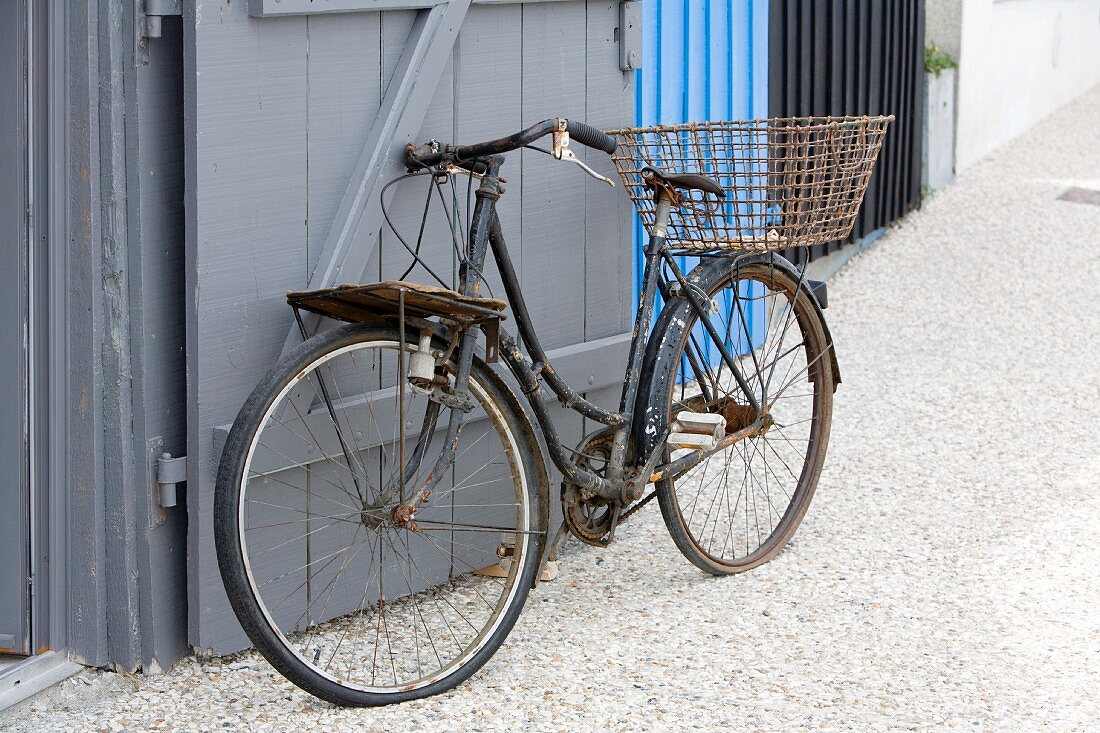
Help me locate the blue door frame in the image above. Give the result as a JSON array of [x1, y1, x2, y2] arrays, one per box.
[[633, 0, 770, 364]]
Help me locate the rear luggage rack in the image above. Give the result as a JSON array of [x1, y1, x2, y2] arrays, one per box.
[[286, 280, 506, 360]]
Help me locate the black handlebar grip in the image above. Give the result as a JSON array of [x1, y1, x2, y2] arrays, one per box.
[[565, 120, 617, 154]]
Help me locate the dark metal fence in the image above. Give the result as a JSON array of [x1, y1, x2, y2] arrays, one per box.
[[769, 0, 926, 264]]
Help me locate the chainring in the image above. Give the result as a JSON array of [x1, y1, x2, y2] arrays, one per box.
[[561, 430, 617, 546]]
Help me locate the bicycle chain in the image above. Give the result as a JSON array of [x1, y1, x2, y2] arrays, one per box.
[[620, 488, 658, 522]]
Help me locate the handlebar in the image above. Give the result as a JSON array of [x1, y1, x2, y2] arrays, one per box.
[[405, 117, 617, 170], [563, 119, 617, 154]]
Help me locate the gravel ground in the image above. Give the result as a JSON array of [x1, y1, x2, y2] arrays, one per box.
[[6, 86, 1100, 733]]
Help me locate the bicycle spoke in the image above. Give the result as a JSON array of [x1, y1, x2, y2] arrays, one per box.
[[248, 468, 362, 514]]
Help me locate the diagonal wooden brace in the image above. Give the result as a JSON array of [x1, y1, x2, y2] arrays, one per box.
[[281, 0, 472, 359], [262, 1, 473, 433]]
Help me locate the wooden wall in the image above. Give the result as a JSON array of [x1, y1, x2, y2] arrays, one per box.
[[185, 1, 635, 652]]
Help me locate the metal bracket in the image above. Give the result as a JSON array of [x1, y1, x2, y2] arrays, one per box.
[[156, 452, 187, 509], [807, 279, 828, 309], [480, 317, 500, 363], [618, 1, 642, 71], [134, 0, 182, 67]]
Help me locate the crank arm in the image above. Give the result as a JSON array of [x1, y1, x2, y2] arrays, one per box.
[[621, 426, 670, 503]]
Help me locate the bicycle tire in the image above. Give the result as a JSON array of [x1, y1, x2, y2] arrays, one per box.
[[639, 257, 834, 575], [215, 323, 541, 705]]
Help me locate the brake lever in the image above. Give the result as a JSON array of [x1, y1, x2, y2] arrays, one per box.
[[559, 147, 616, 186], [552, 129, 616, 187], [444, 163, 484, 180]]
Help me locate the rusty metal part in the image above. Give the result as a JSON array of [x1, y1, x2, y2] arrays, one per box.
[[640, 166, 683, 207], [392, 504, 416, 527], [287, 279, 506, 321], [620, 425, 671, 504], [620, 489, 657, 522], [561, 430, 618, 546], [444, 162, 484, 180], [561, 427, 670, 544], [720, 401, 758, 434], [608, 116, 892, 253], [286, 280, 505, 364], [678, 394, 757, 434]]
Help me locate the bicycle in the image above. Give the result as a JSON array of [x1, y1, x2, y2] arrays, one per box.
[[214, 115, 890, 706]]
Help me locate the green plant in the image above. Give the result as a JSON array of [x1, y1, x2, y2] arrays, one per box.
[[925, 43, 957, 76]]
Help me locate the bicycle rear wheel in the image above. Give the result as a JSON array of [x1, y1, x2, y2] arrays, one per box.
[[644, 257, 834, 575], [215, 323, 539, 706]]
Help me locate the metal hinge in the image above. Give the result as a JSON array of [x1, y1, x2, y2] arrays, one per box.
[[156, 452, 187, 509], [134, 0, 183, 67]]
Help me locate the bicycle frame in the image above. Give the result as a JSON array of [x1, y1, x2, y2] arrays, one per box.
[[421, 153, 763, 507]]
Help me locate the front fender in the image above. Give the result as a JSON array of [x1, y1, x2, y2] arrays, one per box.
[[631, 253, 841, 462]]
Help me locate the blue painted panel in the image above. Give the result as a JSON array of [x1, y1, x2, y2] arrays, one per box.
[[633, 0, 770, 366], [637, 1, 768, 132]]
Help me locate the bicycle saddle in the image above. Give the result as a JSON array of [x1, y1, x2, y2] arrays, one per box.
[[641, 165, 725, 198]]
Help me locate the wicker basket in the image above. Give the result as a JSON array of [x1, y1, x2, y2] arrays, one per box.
[[608, 116, 892, 253]]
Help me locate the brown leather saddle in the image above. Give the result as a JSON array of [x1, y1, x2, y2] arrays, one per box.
[[640, 165, 725, 200]]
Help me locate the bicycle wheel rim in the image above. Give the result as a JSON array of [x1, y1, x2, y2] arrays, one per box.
[[661, 263, 831, 569], [233, 336, 532, 695]]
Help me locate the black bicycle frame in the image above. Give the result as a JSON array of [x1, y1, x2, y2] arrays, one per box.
[[428, 153, 759, 505]]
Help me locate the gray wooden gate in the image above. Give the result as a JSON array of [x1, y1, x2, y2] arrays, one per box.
[[185, 0, 635, 652], [0, 0, 31, 657]]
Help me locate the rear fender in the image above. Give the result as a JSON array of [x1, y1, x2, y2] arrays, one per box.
[[476, 362, 552, 588]]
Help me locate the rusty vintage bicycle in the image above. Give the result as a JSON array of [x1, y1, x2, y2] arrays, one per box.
[[214, 115, 890, 705]]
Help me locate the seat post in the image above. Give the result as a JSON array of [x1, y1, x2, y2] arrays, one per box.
[[651, 194, 674, 241]]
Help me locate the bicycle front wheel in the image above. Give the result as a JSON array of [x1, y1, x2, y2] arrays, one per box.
[[643, 257, 834, 575], [215, 323, 539, 706]]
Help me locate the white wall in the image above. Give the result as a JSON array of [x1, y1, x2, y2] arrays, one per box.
[[955, 0, 1100, 170], [926, 0, 963, 58]]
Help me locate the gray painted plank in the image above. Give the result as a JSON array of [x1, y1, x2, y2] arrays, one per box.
[[96, 0, 144, 672], [0, 0, 30, 656], [583, 0, 634, 342], [518, 0, 589, 352], [304, 12, 384, 278], [129, 15, 190, 670], [212, 331, 632, 448], [65, 0, 110, 667], [378, 12, 456, 287], [453, 3, 523, 302], [186, 0, 311, 651], [517, 1, 593, 475]]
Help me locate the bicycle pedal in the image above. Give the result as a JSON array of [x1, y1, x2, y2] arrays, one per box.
[[668, 411, 725, 450], [667, 432, 718, 450]]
